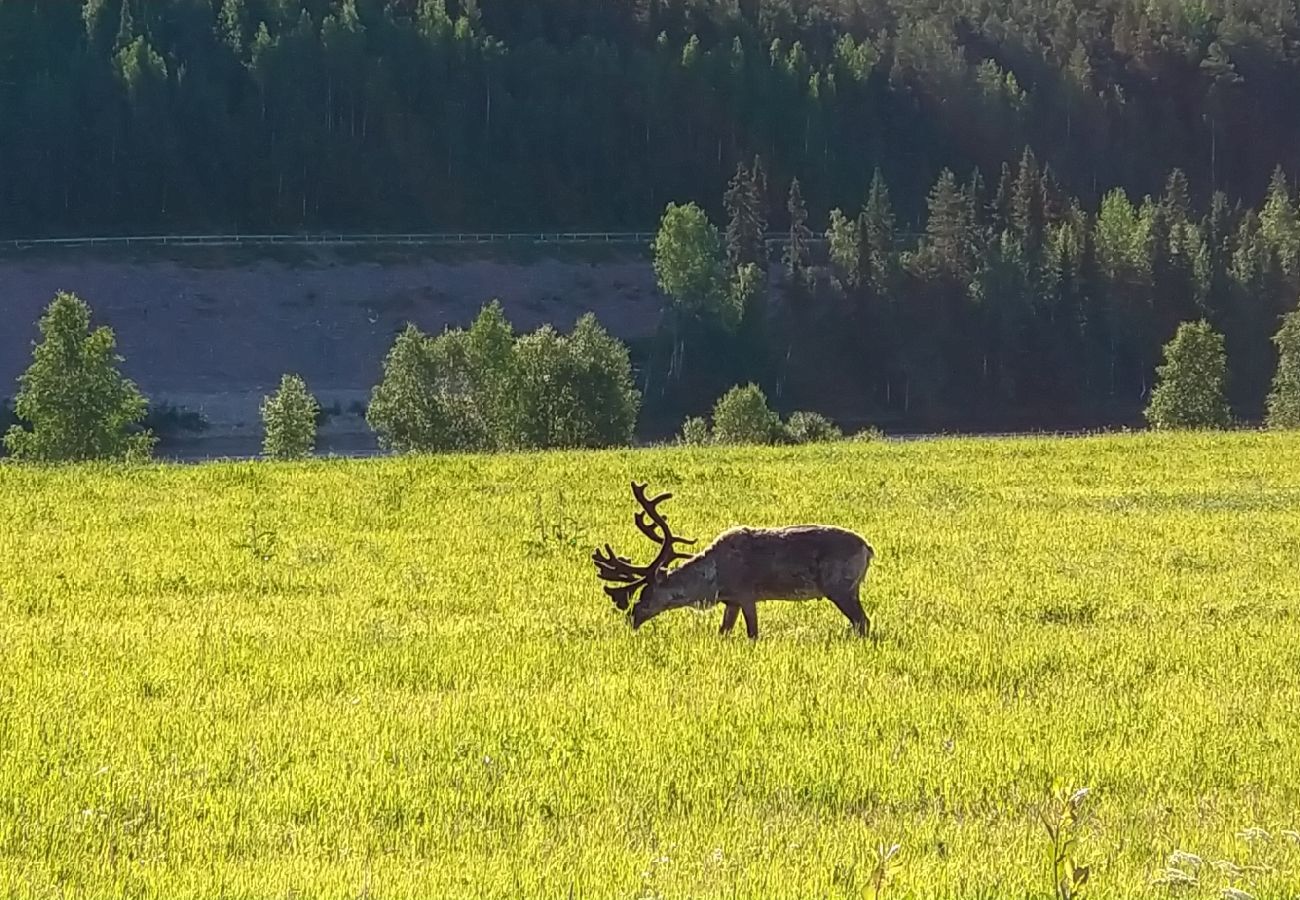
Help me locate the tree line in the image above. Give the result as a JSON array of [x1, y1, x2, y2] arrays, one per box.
[[4, 0, 1300, 237], [644, 158, 1300, 428], [4, 288, 1299, 465]]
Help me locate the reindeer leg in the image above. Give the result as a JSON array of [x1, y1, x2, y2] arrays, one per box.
[[740, 601, 759, 640], [827, 589, 870, 637], [720, 604, 740, 635]]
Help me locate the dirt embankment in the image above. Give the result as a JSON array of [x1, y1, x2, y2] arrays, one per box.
[[0, 246, 665, 458]]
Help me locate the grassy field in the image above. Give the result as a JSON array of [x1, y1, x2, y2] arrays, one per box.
[[2, 432, 1300, 898]]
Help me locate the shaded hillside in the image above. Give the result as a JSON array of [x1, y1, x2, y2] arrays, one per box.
[[2, 0, 1298, 236], [0, 247, 663, 455]]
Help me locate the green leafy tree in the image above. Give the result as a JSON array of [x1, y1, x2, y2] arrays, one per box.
[[465, 300, 520, 447], [261, 373, 319, 459], [368, 304, 636, 453], [367, 324, 485, 453], [653, 202, 736, 327], [4, 292, 154, 462], [1267, 310, 1300, 428], [1144, 320, 1231, 429], [511, 325, 581, 449], [565, 313, 641, 447], [712, 383, 782, 444], [678, 416, 712, 445]]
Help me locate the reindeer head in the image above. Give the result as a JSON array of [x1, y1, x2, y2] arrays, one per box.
[[591, 482, 697, 627]]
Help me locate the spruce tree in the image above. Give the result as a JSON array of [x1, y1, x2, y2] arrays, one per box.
[[1260, 165, 1300, 279], [1011, 146, 1044, 251], [991, 161, 1015, 234], [724, 160, 766, 273], [4, 292, 154, 462], [784, 177, 812, 281], [1144, 320, 1231, 429], [1162, 168, 1192, 229], [1266, 309, 1300, 428]]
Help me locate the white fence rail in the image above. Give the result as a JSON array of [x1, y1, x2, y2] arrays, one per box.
[[0, 229, 893, 251]]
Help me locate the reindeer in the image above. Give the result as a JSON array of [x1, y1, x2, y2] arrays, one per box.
[[592, 482, 875, 639]]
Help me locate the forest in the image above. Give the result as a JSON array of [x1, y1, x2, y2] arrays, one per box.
[[4, 0, 1300, 426]]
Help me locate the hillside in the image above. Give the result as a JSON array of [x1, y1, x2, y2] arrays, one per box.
[[0, 246, 664, 456]]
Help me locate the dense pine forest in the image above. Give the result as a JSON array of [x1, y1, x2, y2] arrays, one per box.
[[4, 0, 1300, 428]]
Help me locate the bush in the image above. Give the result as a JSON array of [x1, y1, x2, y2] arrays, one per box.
[[4, 291, 154, 462], [712, 383, 782, 445], [784, 410, 843, 444], [143, 402, 209, 438], [850, 426, 885, 442], [1267, 310, 1300, 429], [262, 374, 320, 460], [367, 302, 639, 453], [367, 324, 488, 453], [679, 416, 712, 446], [1144, 320, 1231, 430]]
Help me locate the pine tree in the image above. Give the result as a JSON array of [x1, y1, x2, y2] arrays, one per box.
[[784, 177, 812, 280], [261, 373, 320, 460], [1266, 309, 1300, 428], [1144, 320, 1231, 429], [922, 168, 975, 281], [4, 292, 154, 462]]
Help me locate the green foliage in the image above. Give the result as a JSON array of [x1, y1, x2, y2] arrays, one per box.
[[562, 313, 640, 448], [784, 177, 813, 281], [723, 158, 767, 273], [4, 292, 154, 463], [366, 324, 475, 453], [367, 303, 638, 453], [712, 383, 782, 444], [827, 208, 862, 287], [1040, 783, 1093, 900], [1267, 309, 1300, 428], [678, 415, 712, 446], [784, 410, 843, 443], [653, 203, 739, 329], [1145, 320, 1231, 429], [261, 373, 319, 460], [916, 168, 977, 281]]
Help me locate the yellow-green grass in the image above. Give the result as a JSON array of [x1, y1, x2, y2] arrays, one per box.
[[2, 432, 1300, 898]]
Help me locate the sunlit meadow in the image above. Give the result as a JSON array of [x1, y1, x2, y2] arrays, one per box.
[[2, 432, 1299, 898]]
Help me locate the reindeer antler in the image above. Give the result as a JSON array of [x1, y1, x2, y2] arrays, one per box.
[[592, 481, 697, 611]]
